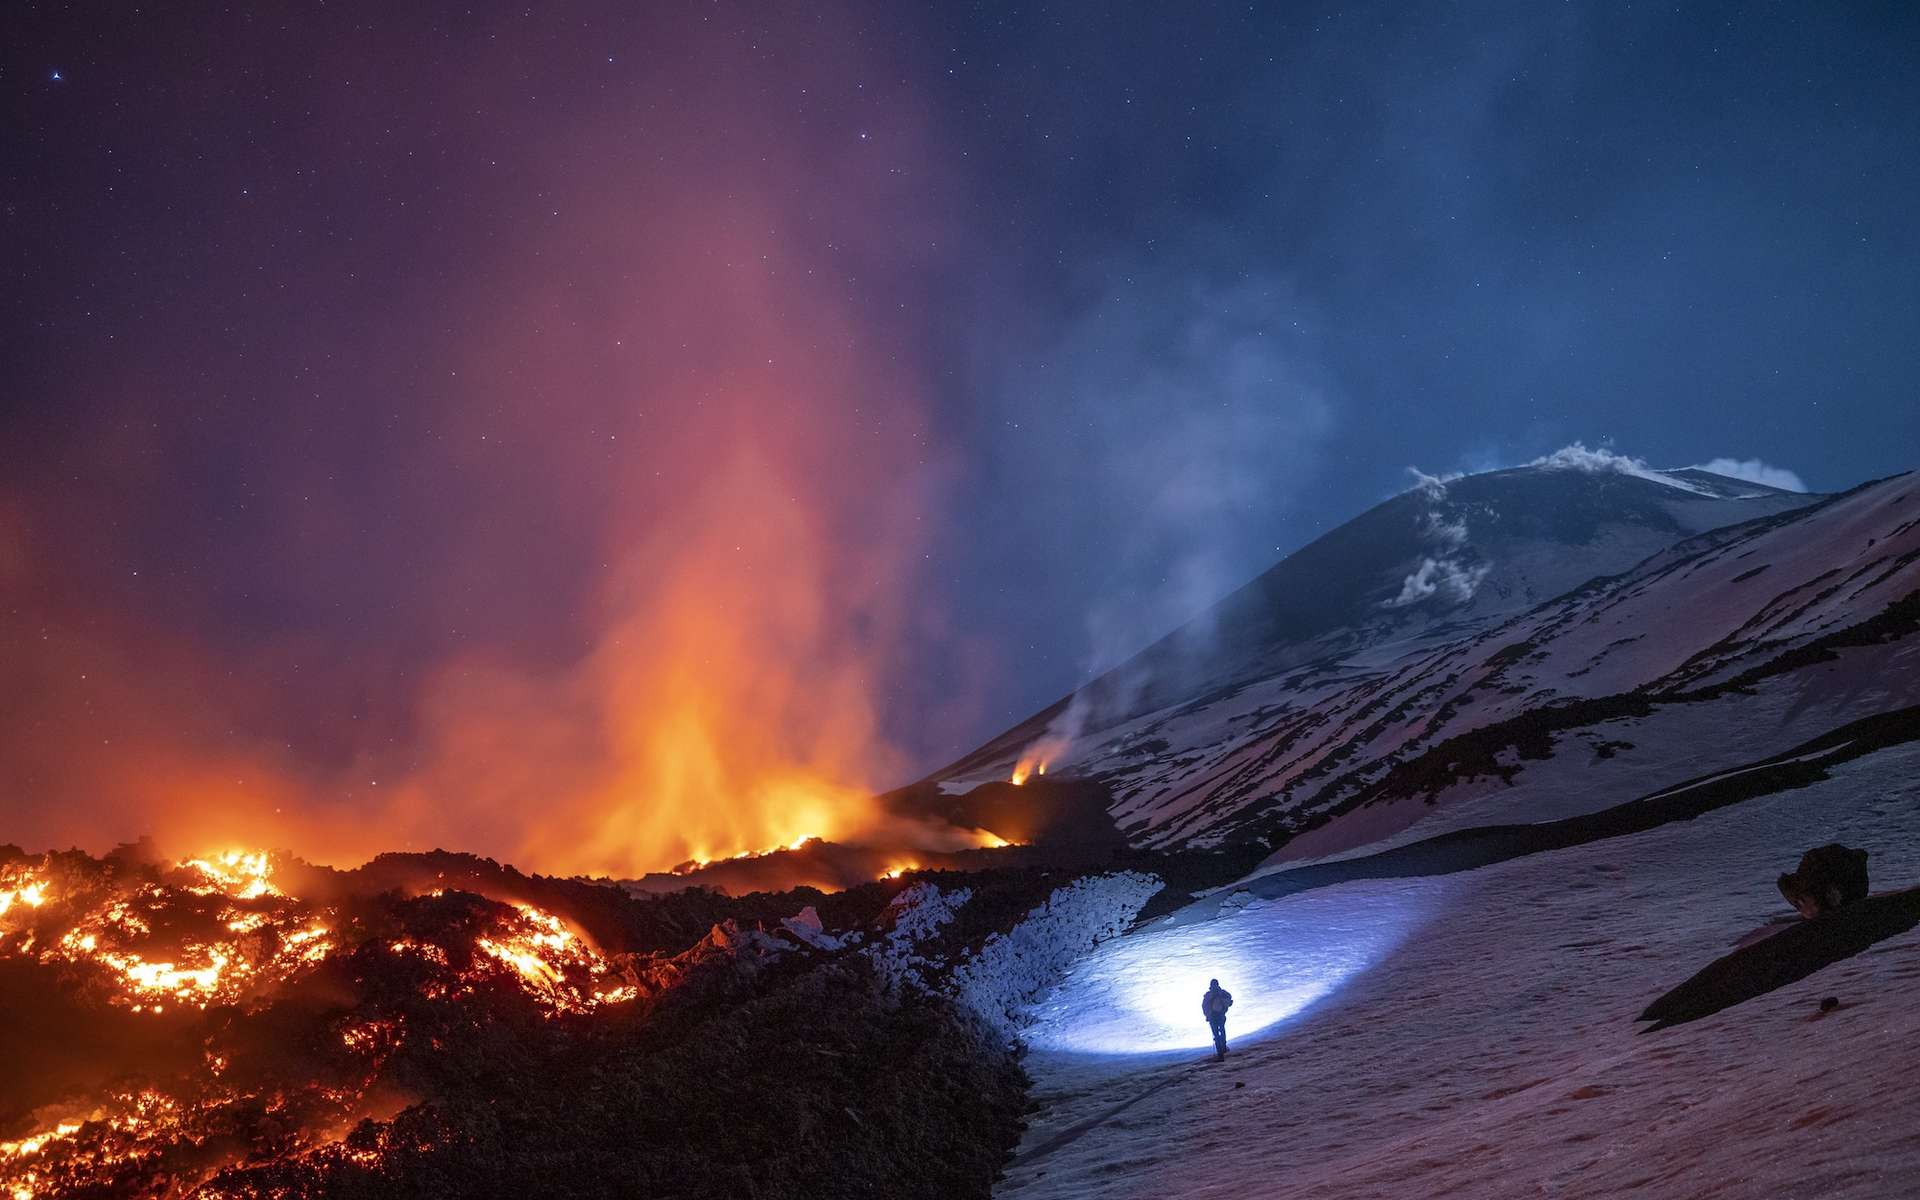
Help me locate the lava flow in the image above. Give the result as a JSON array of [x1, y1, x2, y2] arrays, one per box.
[[0, 846, 643, 1198]]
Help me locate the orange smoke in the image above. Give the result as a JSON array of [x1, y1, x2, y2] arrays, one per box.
[[1010, 734, 1071, 786], [385, 441, 941, 876], [0, 13, 991, 879], [2, 343, 964, 882]]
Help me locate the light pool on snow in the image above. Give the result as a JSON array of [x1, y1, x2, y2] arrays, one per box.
[[1023, 883, 1431, 1055]]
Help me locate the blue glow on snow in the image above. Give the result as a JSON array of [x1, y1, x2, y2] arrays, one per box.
[[1024, 887, 1427, 1056]]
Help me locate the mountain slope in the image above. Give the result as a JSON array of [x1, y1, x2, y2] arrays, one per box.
[[999, 735, 1920, 1200], [917, 461, 1918, 866]]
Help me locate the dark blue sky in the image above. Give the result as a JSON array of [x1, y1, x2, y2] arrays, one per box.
[[928, 1, 1919, 721], [4, 1, 1916, 864]]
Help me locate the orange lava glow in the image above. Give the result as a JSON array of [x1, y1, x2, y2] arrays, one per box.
[[0, 1088, 180, 1200], [473, 904, 637, 1017], [1011, 732, 1073, 787], [11, 850, 334, 1015], [385, 435, 957, 878], [0, 847, 642, 1198], [0, 20, 984, 886], [0, 852, 633, 1020]]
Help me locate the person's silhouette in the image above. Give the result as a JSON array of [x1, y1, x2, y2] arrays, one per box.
[[1201, 978, 1233, 1060]]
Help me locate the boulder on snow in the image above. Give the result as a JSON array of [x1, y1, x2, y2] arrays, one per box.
[[1640, 886, 1920, 1029], [1777, 844, 1870, 919], [694, 918, 786, 962], [780, 905, 845, 950]]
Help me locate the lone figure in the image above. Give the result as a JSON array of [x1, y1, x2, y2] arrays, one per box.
[[1201, 978, 1233, 1060]]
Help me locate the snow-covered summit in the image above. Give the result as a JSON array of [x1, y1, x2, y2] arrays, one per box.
[[919, 463, 1916, 867], [940, 460, 1817, 778]]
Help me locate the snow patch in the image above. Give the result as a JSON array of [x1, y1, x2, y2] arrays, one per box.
[[1003, 743, 1920, 1199], [1696, 456, 1807, 493], [951, 872, 1163, 1037], [865, 882, 972, 990], [1528, 441, 1718, 496], [1024, 881, 1431, 1056], [779, 905, 846, 951]]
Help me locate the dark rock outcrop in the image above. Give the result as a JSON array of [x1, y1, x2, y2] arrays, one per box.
[[1640, 886, 1920, 1030], [1778, 843, 1870, 918]]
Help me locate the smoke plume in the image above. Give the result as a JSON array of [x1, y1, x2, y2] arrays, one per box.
[[997, 268, 1335, 772], [0, 8, 990, 878], [1384, 469, 1489, 609]]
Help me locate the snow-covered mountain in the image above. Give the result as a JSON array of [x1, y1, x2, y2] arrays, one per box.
[[954, 455, 1920, 1199], [919, 457, 1919, 867]]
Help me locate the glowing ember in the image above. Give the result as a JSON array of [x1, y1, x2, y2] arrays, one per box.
[[475, 904, 635, 1016], [181, 850, 281, 899], [677, 834, 824, 874], [0, 847, 654, 1197], [20, 850, 334, 1014], [0, 1120, 82, 1161], [1011, 731, 1073, 786], [0, 879, 48, 917], [2, 826, 1021, 1196], [1009, 758, 1048, 785], [0, 1087, 183, 1200]]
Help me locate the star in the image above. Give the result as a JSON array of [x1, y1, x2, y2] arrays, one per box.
[[50, 69, 63, 81]]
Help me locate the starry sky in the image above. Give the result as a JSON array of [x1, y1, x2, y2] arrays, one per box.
[[4, 2, 1918, 864]]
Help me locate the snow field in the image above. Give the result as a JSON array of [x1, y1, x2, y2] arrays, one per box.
[[1000, 742, 1920, 1199]]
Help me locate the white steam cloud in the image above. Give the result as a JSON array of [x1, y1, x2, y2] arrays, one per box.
[[1386, 556, 1490, 608], [1385, 468, 1488, 610], [1528, 442, 1654, 476]]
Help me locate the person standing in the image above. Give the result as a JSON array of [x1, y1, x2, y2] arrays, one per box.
[[1202, 978, 1233, 1061]]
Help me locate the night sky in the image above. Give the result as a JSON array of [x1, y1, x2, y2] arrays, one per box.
[[5, 2, 1917, 869]]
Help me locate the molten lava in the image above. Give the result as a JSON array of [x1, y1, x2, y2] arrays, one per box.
[[1011, 732, 1074, 787], [474, 904, 638, 1015], [1010, 756, 1051, 786], [13, 850, 335, 1016], [0, 847, 643, 1198]]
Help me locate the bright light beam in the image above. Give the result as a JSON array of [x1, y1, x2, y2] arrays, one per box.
[[1024, 881, 1431, 1055]]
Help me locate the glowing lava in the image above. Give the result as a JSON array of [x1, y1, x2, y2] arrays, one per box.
[[1011, 734, 1072, 786], [474, 904, 636, 1017], [0, 846, 651, 1198], [13, 850, 335, 1014], [0, 879, 47, 918], [181, 850, 280, 899]]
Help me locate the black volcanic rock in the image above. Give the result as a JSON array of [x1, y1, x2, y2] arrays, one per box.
[[1640, 886, 1920, 1030], [0, 846, 1035, 1199], [1778, 844, 1871, 918], [892, 776, 1127, 850]]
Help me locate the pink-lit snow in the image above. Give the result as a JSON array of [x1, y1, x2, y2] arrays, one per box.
[[999, 741, 1920, 1199]]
